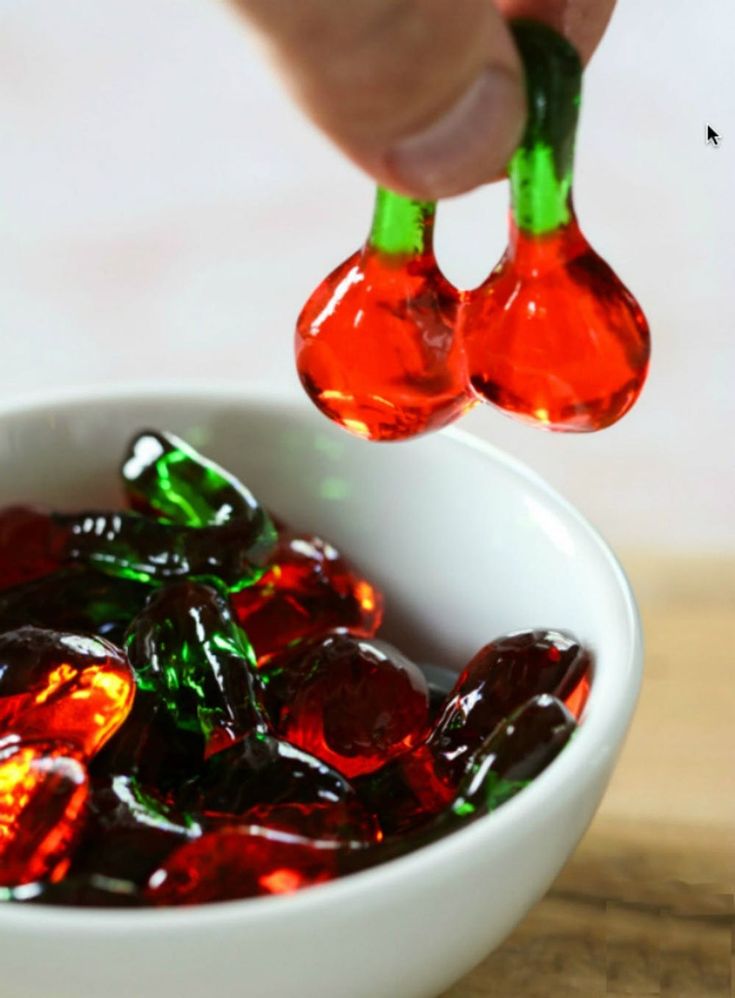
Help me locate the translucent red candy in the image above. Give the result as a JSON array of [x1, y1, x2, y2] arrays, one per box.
[[231, 532, 383, 666], [459, 21, 649, 431], [353, 742, 454, 837], [0, 739, 89, 886], [295, 22, 650, 441], [145, 827, 340, 905], [349, 694, 577, 862], [295, 194, 472, 442], [0, 506, 65, 591], [355, 628, 590, 834], [277, 635, 430, 778], [240, 800, 380, 844], [460, 218, 651, 431], [430, 628, 590, 781], [0, 627, 135, 759]]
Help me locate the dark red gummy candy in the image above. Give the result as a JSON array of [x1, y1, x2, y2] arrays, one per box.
[[278, 634, 430, 778], [231, 532, 383, 665], [430, 628, 590, 781], [0, 739, 89, 886], [240, 799, 380, 845], [145, 827, 340, 905], [0, 506, 65, 591]]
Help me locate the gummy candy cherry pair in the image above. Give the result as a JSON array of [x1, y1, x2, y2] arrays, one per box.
[[295, 20, 650, 440]]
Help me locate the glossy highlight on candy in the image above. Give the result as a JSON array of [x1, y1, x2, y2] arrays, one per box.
[[57, 509, 274, 590], [430, 628, 590, 782], [240, 799, 380, 844], [71, 774, 199, 886], [121, 429, 277, 541], [278, 635, 430, 778], [184, 732, 360, 821], [232, 532, 383, 665], [0, 740, 89, 886], [295, 20, 650, 441], [0, 627, 135, 758]]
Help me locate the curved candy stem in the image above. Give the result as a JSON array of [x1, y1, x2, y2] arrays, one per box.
[[367, 188, 436, 257], [508, 20, 581, 236]]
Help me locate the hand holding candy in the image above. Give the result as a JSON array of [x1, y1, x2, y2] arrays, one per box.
[[296, 20, 649, 440], [354, 629, 590, 834]]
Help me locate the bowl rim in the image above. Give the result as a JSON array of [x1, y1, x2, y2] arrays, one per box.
[[0, 381, 643, 932]]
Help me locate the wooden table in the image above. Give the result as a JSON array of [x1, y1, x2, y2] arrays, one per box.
[[444, 554, 735, 997]]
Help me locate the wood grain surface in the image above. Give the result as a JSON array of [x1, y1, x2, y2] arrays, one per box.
[[443, 553, 735, 998]]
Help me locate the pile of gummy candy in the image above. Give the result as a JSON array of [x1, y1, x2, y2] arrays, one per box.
[[0, 430, 590, 907]]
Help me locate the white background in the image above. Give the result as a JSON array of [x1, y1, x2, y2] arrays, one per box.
[[0, 0, 732, 552]]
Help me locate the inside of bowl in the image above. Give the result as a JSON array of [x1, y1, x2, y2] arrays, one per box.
[[0, 393, 635, 713]]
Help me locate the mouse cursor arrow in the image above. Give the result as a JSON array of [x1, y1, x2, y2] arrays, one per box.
[[706, 124, 721, 147]]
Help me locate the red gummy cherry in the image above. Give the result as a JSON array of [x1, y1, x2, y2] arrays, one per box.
[[0, 739, 89, 886], [460, 216, 650, 431], [231, 532, 383, 666], [145, 827, 339, 905], [280, 635, 430, 778], [0, 627, 135, 759], [295, 192, 472, 441]]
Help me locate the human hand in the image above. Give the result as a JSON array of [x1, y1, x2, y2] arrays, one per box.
[[230, 0, 616, 199]]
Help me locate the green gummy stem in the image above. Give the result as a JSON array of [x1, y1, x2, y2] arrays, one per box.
[[509, 144, 573, 234], [368, 187, 435, 257], [452, 774, 529, 819], [508, 19, 582, 235]]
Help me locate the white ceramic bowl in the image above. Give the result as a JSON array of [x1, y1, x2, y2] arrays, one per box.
[[0, 386, 642, 998]]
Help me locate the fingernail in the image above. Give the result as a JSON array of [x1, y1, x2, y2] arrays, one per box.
[[385, 67, 525, 199]]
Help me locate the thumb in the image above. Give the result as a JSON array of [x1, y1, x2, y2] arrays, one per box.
[[232, 0, 526, 199]]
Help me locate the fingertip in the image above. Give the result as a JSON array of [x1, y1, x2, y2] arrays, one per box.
[[379, 65, 526, 200]]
